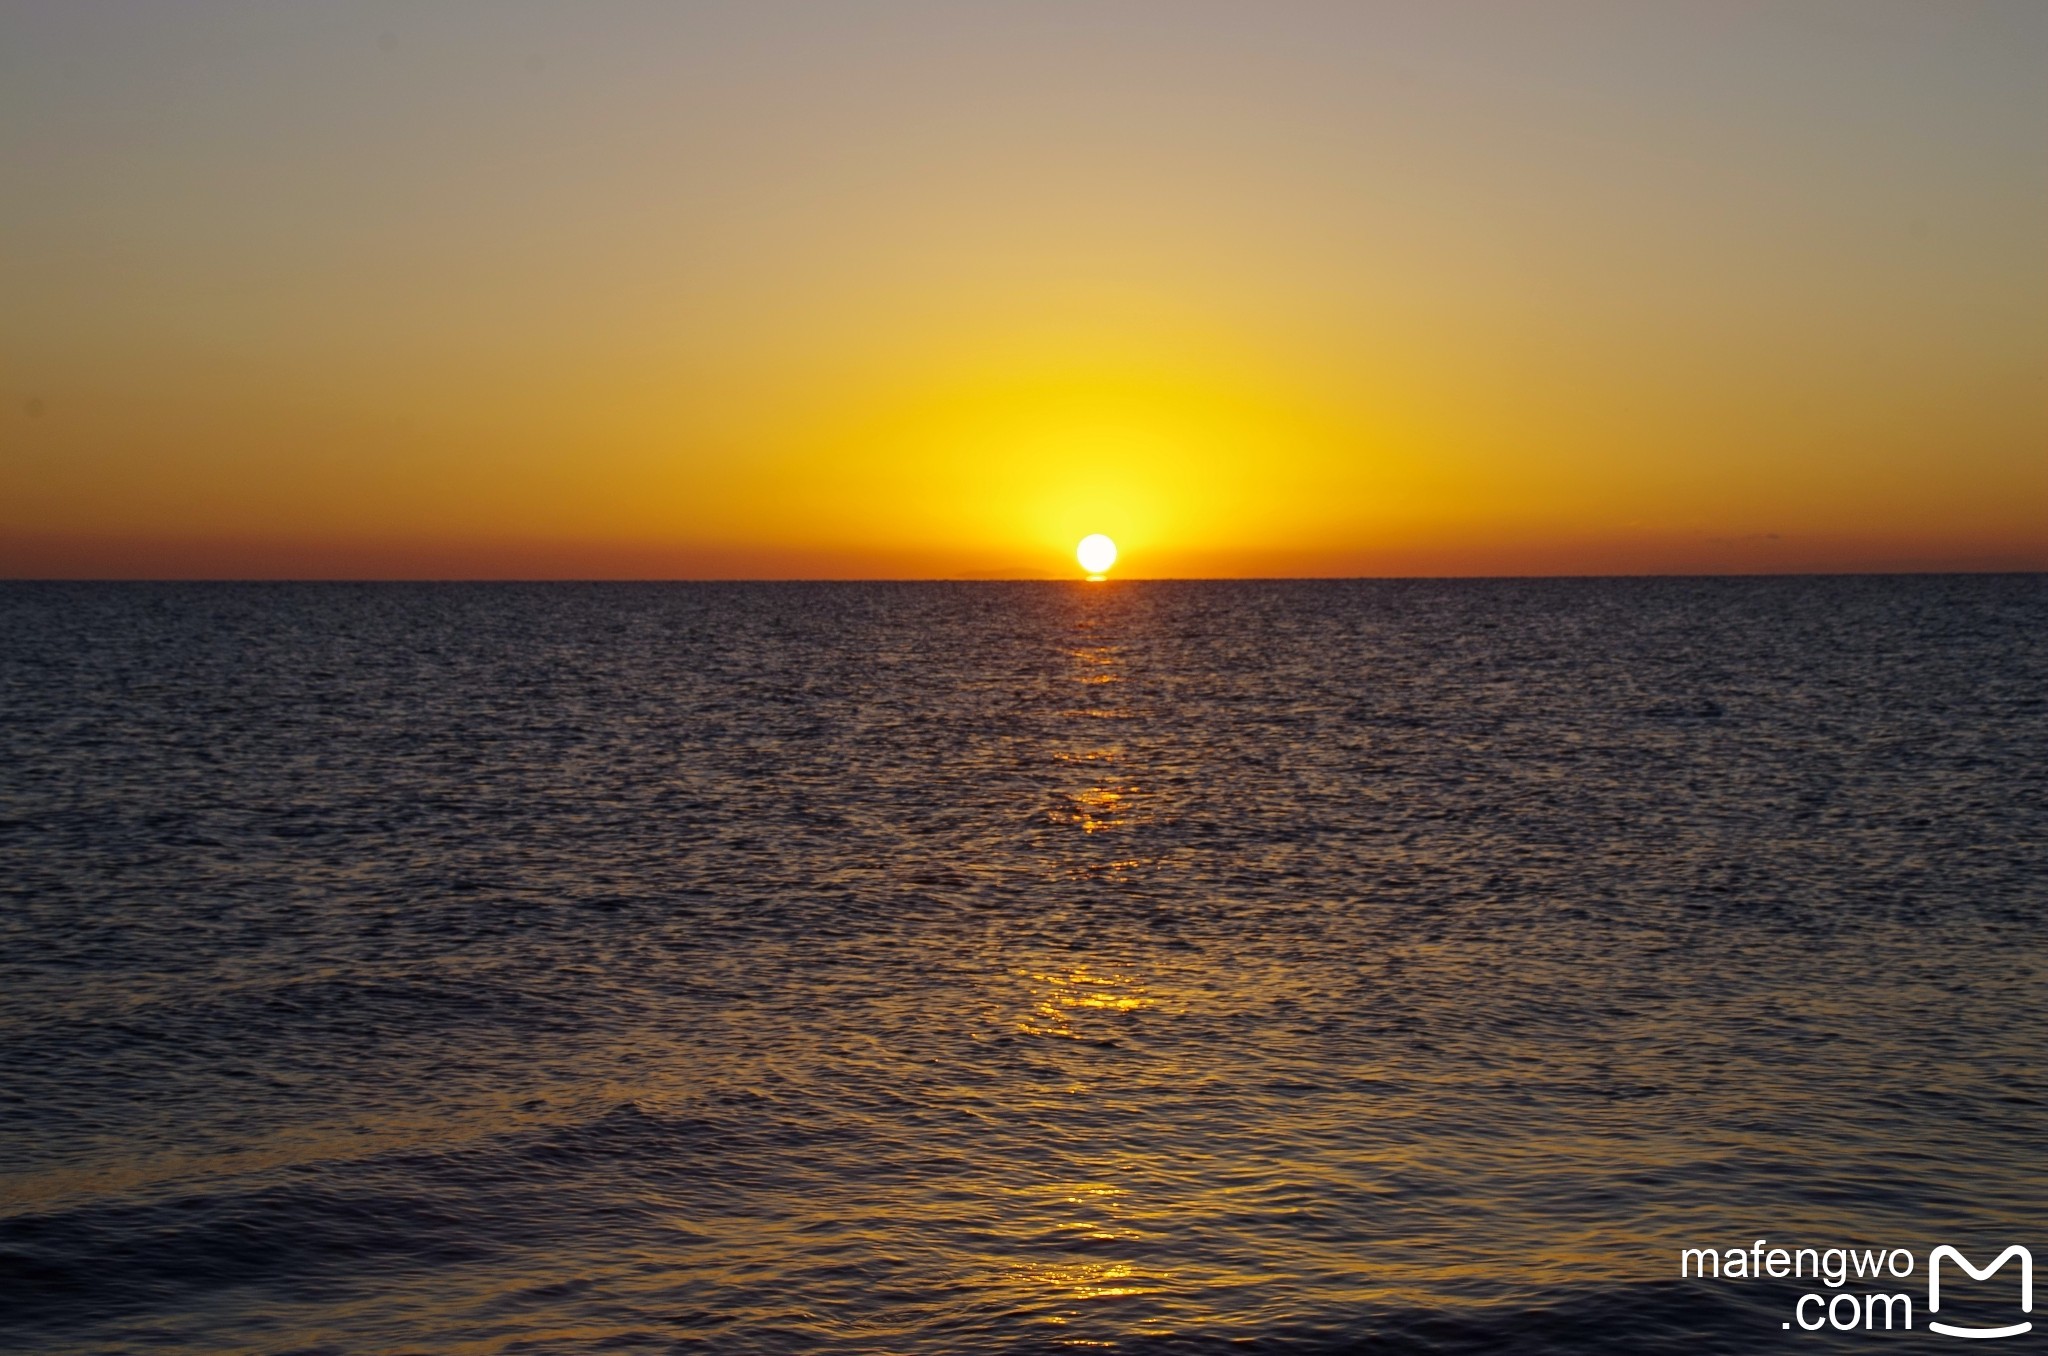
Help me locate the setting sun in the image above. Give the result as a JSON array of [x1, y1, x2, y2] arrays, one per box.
[[1077, 534, 1118, 576]]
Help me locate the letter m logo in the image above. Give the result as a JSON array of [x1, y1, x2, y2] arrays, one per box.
[[1928, 1245, 2033, 1340]]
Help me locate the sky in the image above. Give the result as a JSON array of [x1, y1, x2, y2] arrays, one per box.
[[2, 0, 2043, 578]]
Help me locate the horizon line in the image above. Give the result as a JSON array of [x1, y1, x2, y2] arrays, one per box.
[[5, 568, 2043, 585]]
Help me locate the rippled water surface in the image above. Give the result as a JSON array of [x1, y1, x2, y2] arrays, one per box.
[[2, 579, 2042, 1354]]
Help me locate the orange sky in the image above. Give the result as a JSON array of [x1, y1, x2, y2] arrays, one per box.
[[3, 2, 2044, 578]]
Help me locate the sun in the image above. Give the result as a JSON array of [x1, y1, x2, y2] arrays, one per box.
[[1077, 533, 1118, 576]]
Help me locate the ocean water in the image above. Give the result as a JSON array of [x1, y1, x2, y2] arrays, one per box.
[[1, 577, 2042, 1355]]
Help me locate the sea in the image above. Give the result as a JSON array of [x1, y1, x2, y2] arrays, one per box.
[[1, 577, 2042, 1354]]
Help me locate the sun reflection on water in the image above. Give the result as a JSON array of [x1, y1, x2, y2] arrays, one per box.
[[1013, 1258, 1164, 1301], [1015, 965, 1159, 1041]]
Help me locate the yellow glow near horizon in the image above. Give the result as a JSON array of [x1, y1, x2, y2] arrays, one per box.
[[1, 6, 2043, 579], [1077, 534, 1118, 576]]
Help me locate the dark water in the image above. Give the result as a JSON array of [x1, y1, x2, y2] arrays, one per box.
[[1, 578, 2042, 1355]]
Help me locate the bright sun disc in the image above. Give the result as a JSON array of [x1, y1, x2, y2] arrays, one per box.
[[1077, 534, 1118, 575]]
